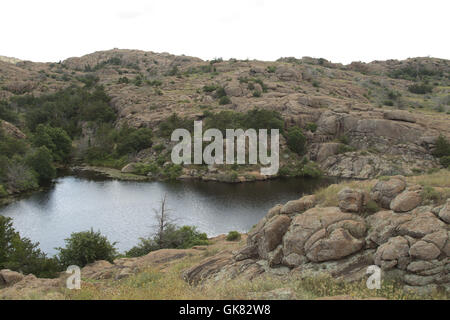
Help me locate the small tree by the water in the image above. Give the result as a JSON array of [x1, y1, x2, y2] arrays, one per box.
[[126, 195, 208, 257]]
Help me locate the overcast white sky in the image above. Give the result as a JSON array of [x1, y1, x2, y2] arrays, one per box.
[[1, 0, 448, 64]]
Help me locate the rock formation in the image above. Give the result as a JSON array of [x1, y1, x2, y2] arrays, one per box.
[[187, 176, 449, 295]]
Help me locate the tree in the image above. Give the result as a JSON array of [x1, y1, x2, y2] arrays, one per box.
[[126, 195, 208, 257], [154, 194, 173, 248], [56, 229, 117, 268], [286, 126, 307, 155], [433, 135, 450, 158], [33, 124, 72, 162], [26, 146, 56, 183], [0, 216, 60, 278], [5, 159, 38, 192]]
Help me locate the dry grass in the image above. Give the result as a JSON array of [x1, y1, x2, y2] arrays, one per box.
[[315, 179, 376, 207], [407, 169, 450, 188], [65, 261, 448, 300]]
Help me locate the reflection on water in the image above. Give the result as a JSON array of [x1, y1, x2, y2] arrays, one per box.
[[0, 174, 336, 255]]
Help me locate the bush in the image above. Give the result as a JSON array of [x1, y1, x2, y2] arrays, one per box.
[[162, 163, 183, 180], [126, 225, 208, 257], [116, 126, 153, 156], [440, 156, 450, 168], [56, 229, 117, 268], [203, 84, 218, 93], [158, 113, 193, 138], [266, 66, 276, 73], [125, 238, 158, 257], [33, 124, 72, 162], [408, 83, 433, 94], [433, 135, 450, 158], [302, 161, 322, 178], [226, 231, 241, 241], [0, 184, 7, 197], [132, 162, 160, 176], [26, 146, 56, 183], [286, 126, 306, 155], [4, 160, 39, 192], [0, 216, 61, 278], [305, 122, 317, 132], [364, 200, 380, 214], [153, 144, 165, 152], [118, 77, 129, 84], [244, 108, 284, 131], [337, 144, 356, 154], [218, 96, 231, 105], [338, 135, 350, 145], [14, 85, 113, 136], [421, 186, 441, 204]]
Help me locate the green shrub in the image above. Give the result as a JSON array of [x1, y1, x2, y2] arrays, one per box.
[[286, 126, 306, 155], [302, 161, 322, 178], [364, 200, 380, 214], [408, 83, 433, 94], [203, 84, 218, 92], [219, 96, 231, 105], [305, 122, 318, 132], [4, 160, 39, 192], [253, 91, 261, 97], [0, 184, 7, 197], [153, 144, 165, 152], [215, 87, 227, 99], [118, 77, 129, 84], [132, 162, 160, 176], [116, 126, 153, 156], [433, 135, 450, 158], [26, 146, 56, 183], [125, 238, 158, 257], [126, 225, 208, 257], [16, 85, 114, 137], [266, 66, 276, 73], [162, 163, 183, 180], [337, 144, 356, 154], [158, 113, 193, 138], [56, 229, 117, 268], [440, 156, 450, 168], [0, 216, 61, 278], [166, 66, 179, 76], [338, 135, 350, 145], [226, 231, 241, 241], [33, 124, 72, 162], [421, 186, 441, 204]]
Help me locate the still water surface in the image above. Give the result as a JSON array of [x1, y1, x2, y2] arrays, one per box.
[[0, 174, 335, 255]]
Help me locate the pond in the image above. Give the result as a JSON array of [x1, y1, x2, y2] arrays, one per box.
[[0, 173, 336, 255]]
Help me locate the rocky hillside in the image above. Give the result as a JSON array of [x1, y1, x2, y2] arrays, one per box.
[[1, 170, 449, 300], [1, 50, 450, 179]]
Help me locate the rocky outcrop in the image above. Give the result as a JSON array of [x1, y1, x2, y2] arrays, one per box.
[[280, 195, 316, 214], [191, 176, 450, 295], [338, 187, 368, 213], [390, 190, 422, 213], [383, 110, 416, 123], [0, 120, 26, 140], [370, 176, 406, 209], [0, 269, 24, 287], [275, 66, 301, 82]]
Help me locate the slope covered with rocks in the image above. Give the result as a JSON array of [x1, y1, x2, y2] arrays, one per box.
[[1, 50, 449, 179]]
